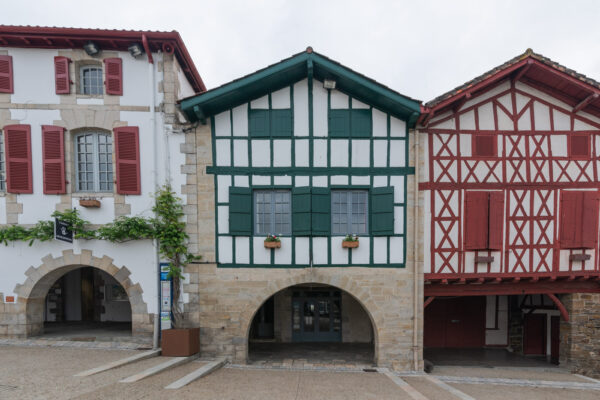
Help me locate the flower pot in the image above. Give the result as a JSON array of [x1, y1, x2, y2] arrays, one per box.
[[264, 240, 281, 249], [161, 327, 200, 357], [79, 199, 101, 208], [342, 240, 359, 248]]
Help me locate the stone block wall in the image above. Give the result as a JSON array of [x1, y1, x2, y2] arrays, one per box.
[[560, 293, 600, 378]]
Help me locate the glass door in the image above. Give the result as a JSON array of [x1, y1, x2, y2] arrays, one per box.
[[292, 290, 342, 342]]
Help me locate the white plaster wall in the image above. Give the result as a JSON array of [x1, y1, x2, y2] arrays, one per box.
[[235, 237, 250, 264], [175, 59, 196, 100], [295, 237, 310, 264], [73, 197, 115, 224], [121, 53, 158, 107], [293, 80, 309, 136], [232, 105, 247, 136], [215, 111, 231, 136], [0, 197, 6, 224], [271, 87, 290, 109], [7, 48, 59, 105], [218, 236, 233, 264], [485, 295, 508, 346], [372, 109, 387, 137], [312, 80, 328, 137]]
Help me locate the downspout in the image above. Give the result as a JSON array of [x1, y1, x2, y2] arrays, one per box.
[[143, 35, 160, 350], [412, 123, 420, 371]]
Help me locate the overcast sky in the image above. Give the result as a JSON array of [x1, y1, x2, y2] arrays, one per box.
[[3, 0, 600, 102]]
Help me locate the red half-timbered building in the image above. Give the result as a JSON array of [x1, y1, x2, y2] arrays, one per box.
[[419, 50, 600, 370]]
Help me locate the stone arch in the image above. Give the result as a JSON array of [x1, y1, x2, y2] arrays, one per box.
[[238, 271, 383, 365], [14, 249, 151, 337]]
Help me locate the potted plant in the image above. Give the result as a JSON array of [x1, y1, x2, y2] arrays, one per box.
[[342, 234, 359, 248], [156, 186, 201, 357], [264, 234, 281, 249]]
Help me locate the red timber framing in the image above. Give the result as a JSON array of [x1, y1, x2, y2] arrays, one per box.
[[421, 50, 600, 295]]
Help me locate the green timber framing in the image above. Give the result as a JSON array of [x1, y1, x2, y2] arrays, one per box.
[[180, 48, 422, 268]]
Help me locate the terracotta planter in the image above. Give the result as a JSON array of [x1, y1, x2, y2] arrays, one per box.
[[161, 328, 200, 357], [79, 199, 101, 208], [342, 240, 359, 248], [264, 240, 281, 249]]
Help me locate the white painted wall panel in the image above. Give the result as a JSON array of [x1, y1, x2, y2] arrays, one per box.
[[373, 176, 388, 187], [389, 140, 405, 167], [517, 108, 531, 130], [295, 139, 309, 167], [373, 141, 387, 167], [313, 81, 328, 137], [478, 103, 494, 130], [233, 139, 248, 166], [217, 175, 231, 203], [352, 241, 369, 264], [497, 107, 513, 130], [251, 140, 270, 167], [232, 105, 248, 136], [250, 95, 268, 109], [459, 111, 476, 130], [0, 197, 6, 224], [294, 80, 309, 136], [274, 176, 291, 185], [373, 237, 387, 264], [390, 117, 406, 137], [394, 206, 404, 234], [295, 237, 310, 264], [218, 205, 229, 234], [314, 139, 328, 167], [330, 140, 349, 167], [554, 110, 570, 130], [390, 176, 404, 203], [215, 111, 231, 136], [271, 87, 290, 109], [331, 175, 348, 185], [352, 139, 370, 167], [351, 176, 370, 185], [121, 54, 153, 107], [218, 236, 233, 263], [10, 48, 59, 105], [460, 134, 472, 157], [274, 237, 292, 264], [295, 176, 309, 186], [331, 237, 348, 264], [252, 175, 271, 185], [463, 81, 510, 109], [389, 236, 404, 263], [312, 237, 328, 264], [533, 102, 551, 131], [273, 140, 291, 167], [253, 237, 270, 263], [352, 99, 369, 109], [216, 139, 231, 166], [574, 118, 597, 131], [330, 91, 349, 109], [313, 176, 327, 187], [372, 109, 387, 137], [234, 175, 249, 187]]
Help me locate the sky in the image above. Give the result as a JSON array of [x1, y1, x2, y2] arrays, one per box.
[[2, 0, 600, 103]]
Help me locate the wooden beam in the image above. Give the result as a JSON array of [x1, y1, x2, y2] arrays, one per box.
[[453, 93, 471, 113], [547, 294, 569, 322], [422, 110, 435, 127], [512, 59, 534, 83], [424, 296, 436, 309], [425, 280, 600, 296], [573, 93, 599, 113]]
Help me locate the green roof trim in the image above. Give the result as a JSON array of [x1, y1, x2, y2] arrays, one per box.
[[179, 49, 422, 126]]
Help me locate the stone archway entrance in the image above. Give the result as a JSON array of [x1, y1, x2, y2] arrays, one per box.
[[13, 250, 152, 339], [247, 283, 376, 367]]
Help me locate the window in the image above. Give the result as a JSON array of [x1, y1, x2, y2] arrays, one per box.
[[331, 190, 368, 235], [560, 191, 599, 249], [254, 190, 291, 235], [472, 134, 497, 157], [249, 109, 292, 137], [0, 132, 5, 191], [569, 134, 590, 158], [464, 191, 504, 250], [328, 109, 371, 138], [80, 65, 103, 95], [75, 132, 113, 192]]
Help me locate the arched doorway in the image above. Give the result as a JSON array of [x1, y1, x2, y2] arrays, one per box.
[[42, 266, 132, 339], [247, 283, 376, 366]]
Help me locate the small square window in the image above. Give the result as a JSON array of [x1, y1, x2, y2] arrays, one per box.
[[254, 190, 291, 235], [473, 134, 496, 157], [80, 65, 103, 95], [569, 135, 590, 158]]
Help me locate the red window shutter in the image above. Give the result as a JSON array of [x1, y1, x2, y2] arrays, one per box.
[[0, 55, 14, 94], [560, 191, 581, 249], [104, 58, 123, 95], [473, 134, 497, 157], [569, 135, 590, 158], [114, 126, 140, 194], [54, 56, 71, 94], [464, 191, 489, 250], [42, 125, 66, 194], [4, 124, 32, 193], [581, 191, 599, 249], [488, 191, 504, 250]]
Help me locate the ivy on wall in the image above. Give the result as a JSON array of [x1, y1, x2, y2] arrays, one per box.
[[0, 184, 198, 328]]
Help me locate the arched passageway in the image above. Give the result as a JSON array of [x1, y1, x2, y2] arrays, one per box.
[[247, 283, 376, 367]]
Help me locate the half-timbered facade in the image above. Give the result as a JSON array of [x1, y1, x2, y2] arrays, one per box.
[[180, 48, 424, 369], [419, 50, 600, 374]]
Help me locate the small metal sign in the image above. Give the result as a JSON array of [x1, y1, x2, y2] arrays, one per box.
[[54, 218, 73, 243]]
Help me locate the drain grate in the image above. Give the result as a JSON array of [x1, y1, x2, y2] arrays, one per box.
[[0, 384, 18, 392], [363, 368, 378, 373]]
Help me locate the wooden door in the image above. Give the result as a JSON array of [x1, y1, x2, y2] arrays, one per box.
[[424, 297, 486, 348], [551, 316, 560, 364], [80, 267, 94, 322], [524, 314, 546, 355]]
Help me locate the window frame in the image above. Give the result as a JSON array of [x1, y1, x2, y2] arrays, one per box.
[[74, 131, 113, 193], [0, 131, 5, 191], [79, 65, 104, 95], [253, 189, 292, 236], [331, 189, 369, 235], [471, 133, 498, 158]]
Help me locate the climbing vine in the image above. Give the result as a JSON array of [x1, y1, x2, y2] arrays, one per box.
[[0, 184, 198, 327]]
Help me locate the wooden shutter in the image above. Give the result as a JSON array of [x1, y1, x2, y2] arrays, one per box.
[[229, 187, 252, 235], [351, 109, 372, 138], [271, 109, 292, 137], [54, 56, 71, 94], [488, 191, 504, 250], [0, 55, 14, 93], [560, 191, 580, 249], [581, 191, 599, 249], [249, 109, 269, 137], [569, 135, 590, 158], [464, 191, 489, 250], [328, 110, 350, 137], [473, 135, 496, 157], [4, 124, 32, 193], [104, 58, 123, 95], [114, 126, 140, 194], [42, 125, 66, 194], [370, 187, 394, 236], [311, 188, 331, 235], [292, 187, 312, 235]]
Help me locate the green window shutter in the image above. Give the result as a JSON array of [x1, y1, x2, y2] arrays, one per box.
[[351, 109, 372, 138], [229, 187, 252, 235], [271, 109, 292, 137], [292, 187, 312, 235], [249, 109, 270, 137], [311, 187, 331, 235], [328, 109, 350, 137], [371, 187, 394, 236]]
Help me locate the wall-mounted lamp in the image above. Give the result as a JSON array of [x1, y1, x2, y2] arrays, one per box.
[[83, 41, 100, 56], [323, 79, 336, 89], [128, 43, 144, 58]]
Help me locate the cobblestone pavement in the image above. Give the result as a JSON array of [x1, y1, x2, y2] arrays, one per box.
[[2, 344, 600, 399]]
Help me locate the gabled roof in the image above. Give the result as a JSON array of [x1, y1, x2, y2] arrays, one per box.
[[179, 47, 422, 126], [0, 25, 205, 93], [421, 49, 600, 125]]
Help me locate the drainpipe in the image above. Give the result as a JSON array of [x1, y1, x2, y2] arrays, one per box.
[[412, 126, 420, 371]]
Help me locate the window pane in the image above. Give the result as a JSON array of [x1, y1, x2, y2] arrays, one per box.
[[82, 66, 103, 95], [254, 190, 291, 235], [331, 190, 368, 234]]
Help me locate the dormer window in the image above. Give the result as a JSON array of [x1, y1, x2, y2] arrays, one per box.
[[80, 65, 103, 95]]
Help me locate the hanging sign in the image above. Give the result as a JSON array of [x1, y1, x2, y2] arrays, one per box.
[[54, 218, 73, 243]]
